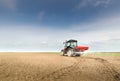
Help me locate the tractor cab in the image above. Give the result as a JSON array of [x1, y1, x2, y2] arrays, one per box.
[[64, 40, 78, 48]]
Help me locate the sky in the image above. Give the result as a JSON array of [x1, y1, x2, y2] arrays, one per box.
[[0, 0, 120, 52]]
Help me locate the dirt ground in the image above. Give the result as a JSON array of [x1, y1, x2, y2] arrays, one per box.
[[0, 52, 120, 81]]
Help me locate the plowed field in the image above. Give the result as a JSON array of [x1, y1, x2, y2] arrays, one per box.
[[0, 52, 120, 81]]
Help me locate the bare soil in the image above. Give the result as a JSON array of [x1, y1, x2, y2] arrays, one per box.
[[0, 52, 120, 81]]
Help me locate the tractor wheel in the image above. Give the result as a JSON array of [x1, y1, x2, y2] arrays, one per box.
[[67, 49, 73, 57], [61, 50, 64, 56]]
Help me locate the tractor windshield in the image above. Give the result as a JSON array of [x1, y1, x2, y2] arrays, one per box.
[[66, 41, 77, 48], [71, 42, 77, 48]]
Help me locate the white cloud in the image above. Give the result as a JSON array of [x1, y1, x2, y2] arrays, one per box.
[[89, 39, 120, 52], [94, 0, 112, 7], [41, 41, 47, 44], [66, 14, 120, 52], [76, 0, 112, 10], [0, 13, 120, 52], [0, 0, 17, 11]]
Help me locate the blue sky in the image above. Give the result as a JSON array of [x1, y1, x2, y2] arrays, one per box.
[[0, 0, 120, 52]]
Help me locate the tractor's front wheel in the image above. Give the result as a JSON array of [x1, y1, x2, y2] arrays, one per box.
[[67, 49, 74, 57], [61, 50, 64, 56]]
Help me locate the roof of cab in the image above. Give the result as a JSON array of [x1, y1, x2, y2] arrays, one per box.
[[66, 39, 77, 42]]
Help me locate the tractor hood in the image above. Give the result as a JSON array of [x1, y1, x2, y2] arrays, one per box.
[[75, 46, 89, 52]]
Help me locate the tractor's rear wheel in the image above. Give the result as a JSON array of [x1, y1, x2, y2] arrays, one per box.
[[67, 49, 74, 57]]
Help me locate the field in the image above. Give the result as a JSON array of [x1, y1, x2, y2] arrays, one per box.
[[0, 52, 120, 81]]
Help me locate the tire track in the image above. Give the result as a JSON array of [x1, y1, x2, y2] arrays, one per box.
[[86, 57, 120, 81], [98, 58, 120, 81], [41, 56, 120, 81], [41, 57, 80, 81]]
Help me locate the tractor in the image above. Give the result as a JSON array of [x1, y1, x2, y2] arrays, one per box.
[[61, 39, 89, 57]]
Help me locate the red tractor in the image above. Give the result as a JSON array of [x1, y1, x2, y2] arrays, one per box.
[[61, 39, 89, 56]]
